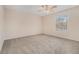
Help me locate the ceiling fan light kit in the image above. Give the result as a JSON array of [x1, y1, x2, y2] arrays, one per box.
[[39, 5, 57, 14]]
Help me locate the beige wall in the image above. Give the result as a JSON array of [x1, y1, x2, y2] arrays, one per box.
[[43, 6, 79, 41], [0, 6, 4, 51], [5, 9, 42, 39], [4, 6, 79, 42]]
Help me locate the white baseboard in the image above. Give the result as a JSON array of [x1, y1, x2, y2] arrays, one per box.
[[44, 34, 79, 42], [5, 33, 43, 40]]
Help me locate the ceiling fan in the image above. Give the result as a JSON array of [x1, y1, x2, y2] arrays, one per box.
[[39, 5, 57, 14]]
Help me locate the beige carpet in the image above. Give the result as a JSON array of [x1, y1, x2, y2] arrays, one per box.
[[1, 34, 79, 54]]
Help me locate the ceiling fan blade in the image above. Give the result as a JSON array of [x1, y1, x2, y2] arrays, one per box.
[[52, 6, 57, 8]]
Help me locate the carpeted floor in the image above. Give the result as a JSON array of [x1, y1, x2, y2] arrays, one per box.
[[1, 34, 79, 54]]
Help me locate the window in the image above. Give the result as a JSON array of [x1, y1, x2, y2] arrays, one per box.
[[56, 16, 68, 32]]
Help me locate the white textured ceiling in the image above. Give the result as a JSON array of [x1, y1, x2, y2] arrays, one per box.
[[5, 5, 77, 16]]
